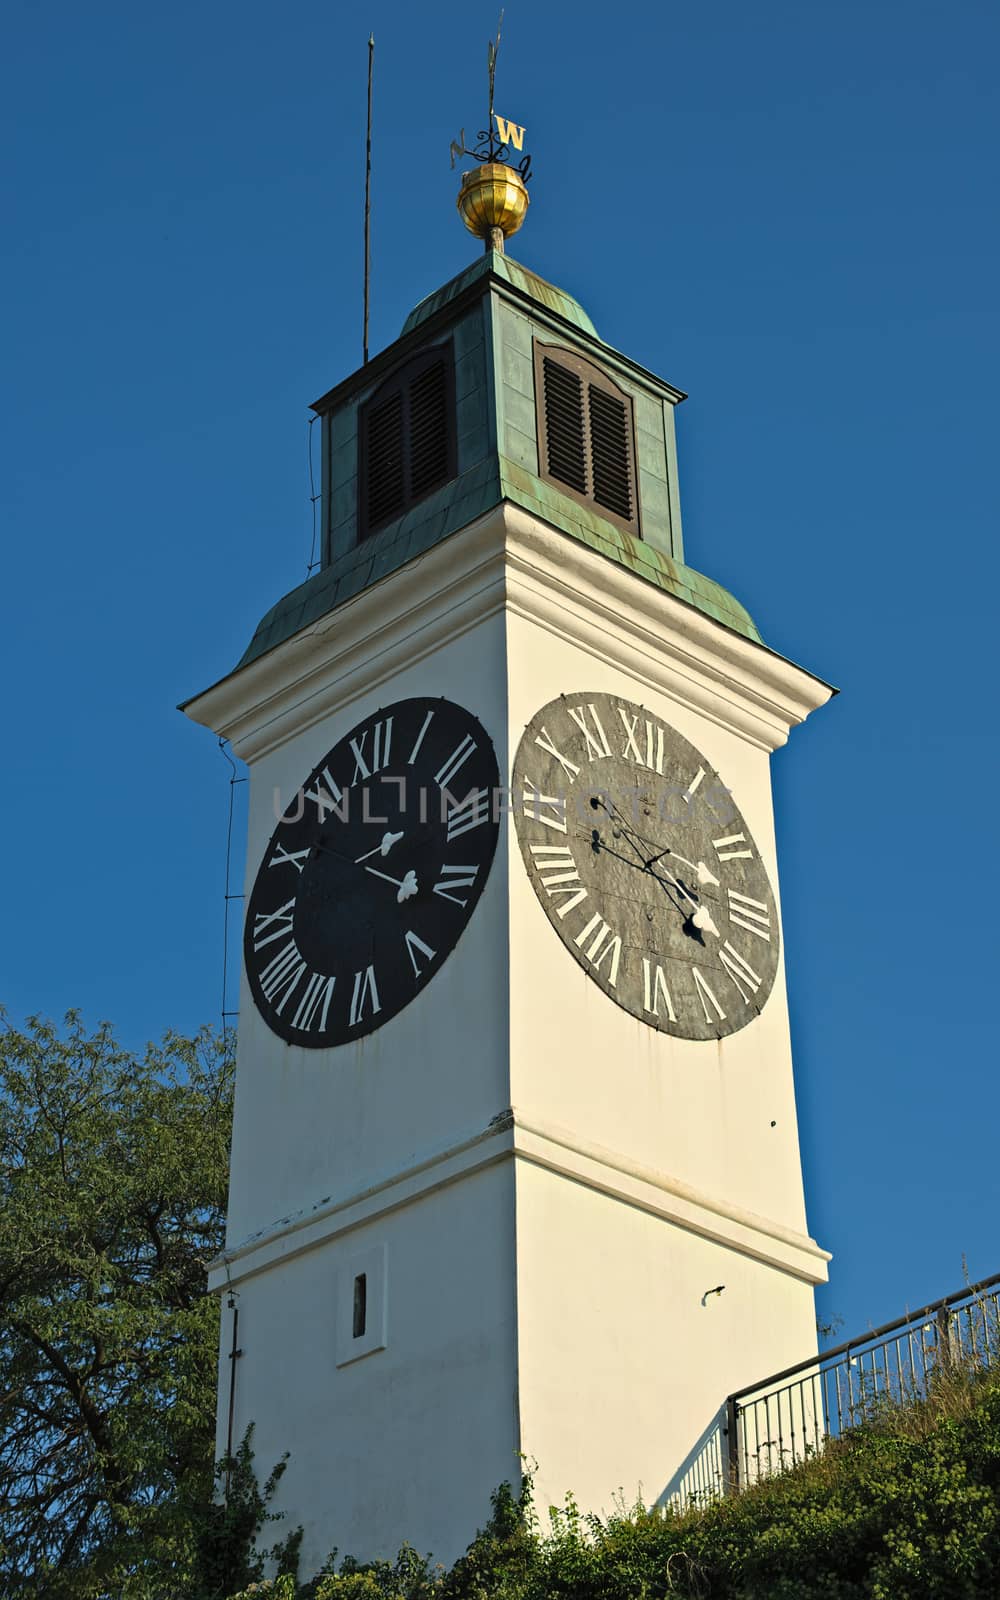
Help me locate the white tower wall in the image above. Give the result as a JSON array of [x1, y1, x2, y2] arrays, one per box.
[[186, 502, 831, 1571]]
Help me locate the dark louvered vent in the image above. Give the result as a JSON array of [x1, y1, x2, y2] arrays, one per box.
[[364, 391, 405, 529], [543, 357, 587, 493], [589, 384, 632, 521], [408, 360, 449, 501], [359, 343, 456, 540], [534, 343, 639, 535]]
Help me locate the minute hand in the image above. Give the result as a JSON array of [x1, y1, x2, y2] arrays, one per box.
[[602, 800, 716, 886], [645, 845, 720, 889], [604, 808, 720, 939]]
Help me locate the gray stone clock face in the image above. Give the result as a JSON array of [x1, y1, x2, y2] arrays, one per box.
[[512, 692, 780, 1041]]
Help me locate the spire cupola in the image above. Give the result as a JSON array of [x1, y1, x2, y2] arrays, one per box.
[[232, 29, 763, 670]]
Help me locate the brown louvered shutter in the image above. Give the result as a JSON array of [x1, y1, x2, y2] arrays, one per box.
[[408, 359, 449, 501], [359, 343, 456, 540], [364, 390, 405, 530], [534, 344, 639, 536], [588, 384, 632, 522], [542, 357, 587, 494]]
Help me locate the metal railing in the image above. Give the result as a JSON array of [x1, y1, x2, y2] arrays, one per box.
[[726, 1270, 1000, 1493]]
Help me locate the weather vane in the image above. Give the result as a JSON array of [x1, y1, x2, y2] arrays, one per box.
[[451, 11, 532, 253]]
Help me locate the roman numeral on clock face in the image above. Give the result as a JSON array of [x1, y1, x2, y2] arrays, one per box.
[[727, 890, 771, 940], [567, 703, 613, 761], [692, 966, 726, 1024], [534, 726, 580, 780], [681, 767, 705, 805], [642, 959, 677, 1021], [290, 971, 336, 1034], [617, 708, 666, 774], [269, 843, 310, 874], [529, 844, 588, 918], [349, 718, 393, 782], [407, 709, 434, 765], [574, 912, 623, 986], [713, 831, 753, 861], [435, 734, 477, 791], [522, 778, 567, 833], [719, 941, 762, 1003], [433, 863, 479, 907], [258, 939, 307, 1014], [349, 965, 381, 1027], [446, 789, 491, 841], [252, 900, 296, 951], [404, 930, 436, 978], [304, 767, 345, 822]]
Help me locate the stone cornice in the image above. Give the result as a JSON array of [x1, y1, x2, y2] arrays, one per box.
[[501, 506, 834, 750], [207, 1107, 830, 1296], [183, 503, 833, 760]]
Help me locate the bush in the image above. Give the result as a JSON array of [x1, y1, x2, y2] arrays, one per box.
[[225, 1371, 1000, 1600]]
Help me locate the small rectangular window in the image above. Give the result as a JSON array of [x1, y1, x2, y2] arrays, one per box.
[[336, 1244, 387, 1368], [352, 1273, 367, 1339]]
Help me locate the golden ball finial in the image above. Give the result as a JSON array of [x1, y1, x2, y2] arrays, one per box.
[[457, 162, 529, 253]]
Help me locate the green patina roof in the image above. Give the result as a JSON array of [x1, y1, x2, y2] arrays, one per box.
[[401, 252, 599, 340], [230, 252, 764, 673], [499, 461, 761, 642], [236, 498, 761, 670]]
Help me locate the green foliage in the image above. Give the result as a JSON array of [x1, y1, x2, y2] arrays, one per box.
[[226, 1376, 1000, 1600], [192, 1427, 303, 1600], [0, 1010, 233, 1597], [6, 1005, 999, 1598]]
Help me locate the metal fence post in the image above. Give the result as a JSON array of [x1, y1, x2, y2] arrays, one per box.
[[936, 1303, 953, 1373], [726, 1396, 741, 1494]]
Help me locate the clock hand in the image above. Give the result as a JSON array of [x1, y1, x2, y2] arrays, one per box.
[[692, 859, 721, 888], [595, 804, 720, 938], [355, 830, 405, 864], [645, 846, 720, 888], [364, 865, 419, 903], [648, 863, 720, 937], [601, 800, 679, 866], [309, 830, 407, 868], [603, 802, 722, 898], [688, 901, 720, 938]]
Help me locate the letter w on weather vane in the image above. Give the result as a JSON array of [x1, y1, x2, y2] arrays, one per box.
[[450, 115, 532, 181], [449, 10, 532, 182]]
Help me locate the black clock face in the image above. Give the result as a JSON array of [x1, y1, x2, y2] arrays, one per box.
[[245, 697, 500, 1048], [513, 692, 780, 1041]]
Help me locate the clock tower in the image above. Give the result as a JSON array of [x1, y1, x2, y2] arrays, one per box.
[[183, 161, 833, 1574]]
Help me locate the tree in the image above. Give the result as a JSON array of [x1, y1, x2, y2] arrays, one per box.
[[0, 1011, 233, 1597]]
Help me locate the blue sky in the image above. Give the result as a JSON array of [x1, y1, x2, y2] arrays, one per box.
[[3, 0, 998, 1352]]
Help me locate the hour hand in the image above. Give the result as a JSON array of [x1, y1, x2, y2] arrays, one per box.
[[598, 809, 720, 932], [690, 903, 720, 938], [364, 865, 419, 903], [646, 864, 720, 938]]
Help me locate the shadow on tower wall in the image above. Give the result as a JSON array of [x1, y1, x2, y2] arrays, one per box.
[[656, 1405, 727, 1509]]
